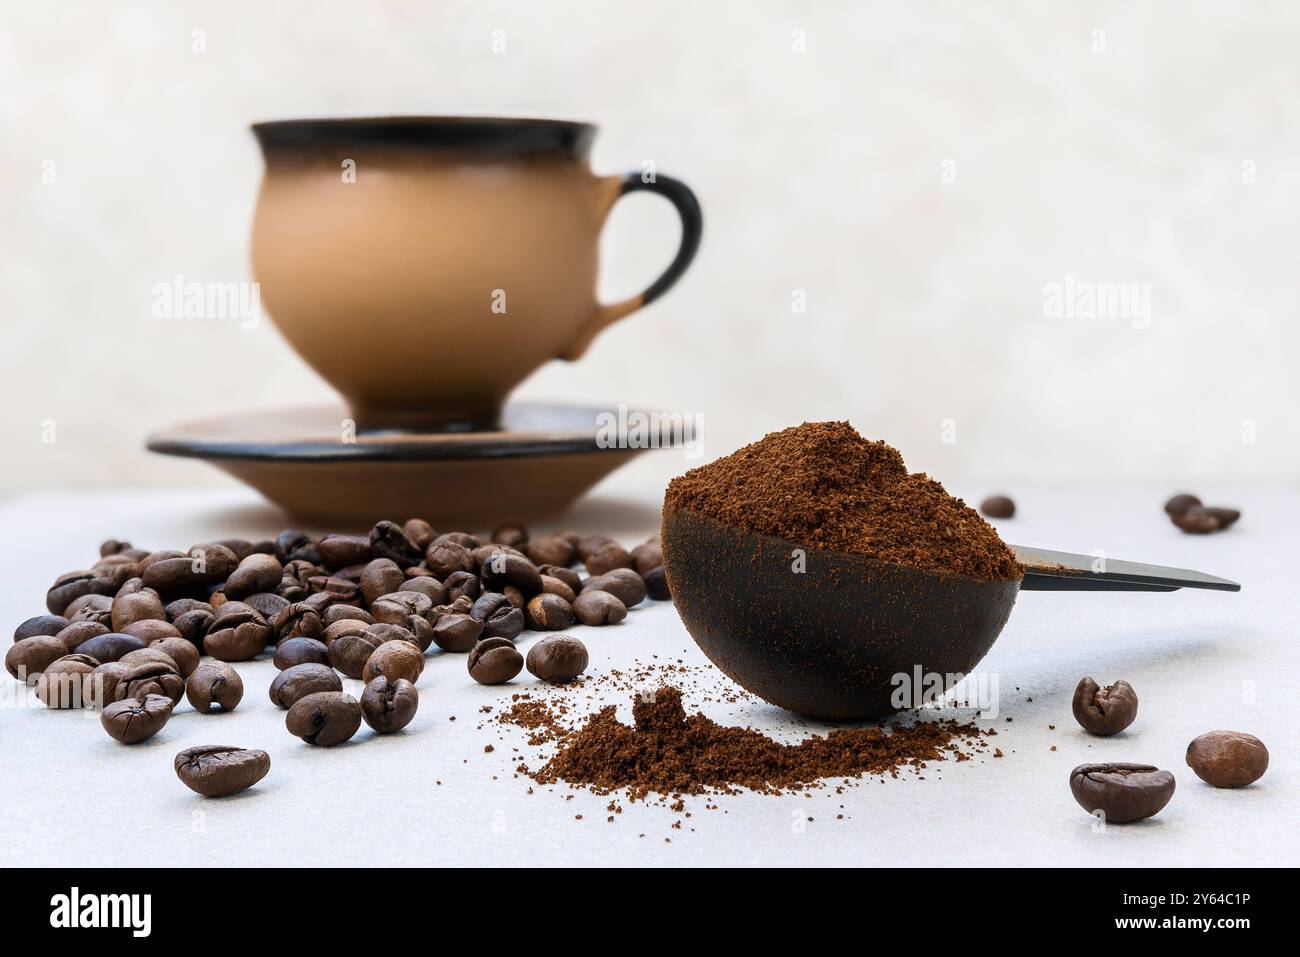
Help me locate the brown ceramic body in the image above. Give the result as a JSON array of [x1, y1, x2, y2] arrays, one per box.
[[251, 117, 701, 432], [661, 508, 1022, 720]]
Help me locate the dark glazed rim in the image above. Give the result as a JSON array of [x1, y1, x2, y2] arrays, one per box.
[[662, 506, 1025, 587], [252, 115, 597, 160]]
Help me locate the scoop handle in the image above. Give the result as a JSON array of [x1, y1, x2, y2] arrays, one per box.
[[1011, 545, 1241, 593]]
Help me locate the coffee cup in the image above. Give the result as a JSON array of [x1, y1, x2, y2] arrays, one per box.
[[250, 116, 701, 432]]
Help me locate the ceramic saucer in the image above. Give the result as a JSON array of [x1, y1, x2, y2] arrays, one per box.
[[147, 403, 688, 528]]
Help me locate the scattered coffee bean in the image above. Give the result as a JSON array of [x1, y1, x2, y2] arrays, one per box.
[[360, 676, 419, 733], [443, 570, 480, 602], [14, 614, 71, 642], [1186, 731, 1268, 788], [401, 576, 447, 604], [631, 541, 663, 575], [430, 600, 484, 652], [317, 533, 372, 570], [539, 574, 577, 604], [585, 543, 633, 576], [435, 531, 479, 549], [526, 535, 575, 568], [538, 565, 582, 593], [101, 694, 174, 744], [87, 661, 130, 708], [576, 535, 616, 562], [175, 745, 271, 797], [467, 637, 524, 685], [245, 591, 292, 623], [323, 604, 373, 627], [224, 554, 284, 600], [1201, 506, 1241, 528], [274, 637, 330, 670], [492, 521, 529, 547], [55, 621, 109, 652], [269, 662, 342, 709], [979, 495, 1015, 519], [6, 635, 70, 684], [370, 520, 423, 568], [1069, 763, 1175, 823], [480, 551, 543, 596], [122, 619, 182, 644], [35, 654, 99, 708], [581, 569, 647, 608], [325, 624, 383, 679], [526, 635, 588, 683], [187, 661, 244, 712], [359, 558, 406, 605], [1164, 492, 1201, 516], [573, 590, 627, 626], [204, 602, 271, 661], [275, 529, 319, 565], [362, 639, 424, 685], [110, 591, 166, 632], [148, 636, 200, 677], [1171, 506, 1220, 534], [286, 691, 362, 746], [402, 519, 436, 550], [120, 660, 186, 705], [642, 565, 671, 601], [526, 593, 574, 630], [45, 569, 115, 616], [74, 632, 146, 664], [1071, 677, 1138, 736], [65, 593, 113, 626]]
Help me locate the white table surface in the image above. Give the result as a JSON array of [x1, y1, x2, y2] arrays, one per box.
[[2, 477, 1295, 868]]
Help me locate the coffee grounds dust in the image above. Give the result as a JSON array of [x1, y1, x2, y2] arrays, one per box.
[[664, 421, 1019, 580], [506, 686, 993, 801]]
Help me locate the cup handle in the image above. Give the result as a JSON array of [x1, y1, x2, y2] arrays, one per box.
[[559, 171, 703, 361]]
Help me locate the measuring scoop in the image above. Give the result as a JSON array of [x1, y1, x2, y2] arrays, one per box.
[[661, 508, 1240, 721]]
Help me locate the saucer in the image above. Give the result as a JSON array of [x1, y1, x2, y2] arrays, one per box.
[[147, 403, 687, 529]]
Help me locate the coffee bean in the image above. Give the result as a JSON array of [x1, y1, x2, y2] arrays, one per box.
[[540, 575, 577, 604], [244, 591, 292, 623], [149, 637, 200, 678], [99, 538, 132, 557], [274, 529, 319, 565], [1202, 506, 1241, 528], [326, 625, 383, 679], [101, 694, 174, 744], [362, 639, 424, 685], [979, 495, 1016, 519], [581, 569, 646, 609], [371, 590, 433, 628], [46, 569, 115, 615], [430, 603, 484, 652], [576, 535, 617, 562], [643, 565, 671, 601], [1071, 677, 1137, 735], [171, 607, 215, 647], [305, 576, 359, 603], [425, 541, 474, 579], [270, 597, 328, 643], [585, 543, 633, 576], [360, 676, 419, 733], [76, 632, 146, 664], [13, 615, 71, 642], [35, 654, 99, 708], [86, 662, 128, 708], [492, 521, 529, 547], [286, 691, 362, 746], [526, 635, 588, 683], [359, 558, 406, 605], [312, 533, 368, 571], [119, 660, 186, 705], [93, 556, 141, 589], [400, 576, 447, 604], [56, 621, 109, 653], [66, 593, 113, 626], [1172, 506, 1220, 534], [110, 591, 165, 632], [631, 541, 664, 575], [204, 602, 271, 661], [1186, 731, 1268, 788], [402, 519, 437, 550], [225, 554, 284, 600], [122, 619, 183, 645], [118, 647, 182, 671], [274, 637, 330, 670], [175, 745, 270, 797], [6, 635, 70, 684], [213, 538, 253, 561], [370, 520, 422, 568], [434, 531, 479, 550], [1164, 493, 1201, 515], [526, 536, 576, 568], [470, 593, 526, 640], [526, 593, 574, 630], [1069, 763, 1175, 823], [323, 604, 373, 627], [444, 570, 481, 602], [187, 661, 244, 712], [467, 637, 523, 685], [538, 565, 582, 593], [480, 551, 543, 596], [269, 662, 341, 709], [573, 590, 627, 626]]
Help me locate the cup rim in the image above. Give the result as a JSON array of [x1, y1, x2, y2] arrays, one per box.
[[251, 114, 598, 160]]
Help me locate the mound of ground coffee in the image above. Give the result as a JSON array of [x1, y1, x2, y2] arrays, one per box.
[[664, 421, 1019, 580], [528, 687, 991, 799]]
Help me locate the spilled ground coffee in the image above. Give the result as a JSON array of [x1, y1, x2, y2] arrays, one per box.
[[519, 686, 993, 800], [664, 421, 1019, 580]]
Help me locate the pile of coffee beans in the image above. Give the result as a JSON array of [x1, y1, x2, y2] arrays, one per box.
[[8, 519, 665, 794], [1067, 674, 1268, 822], [1164, 493, 1241, 534]]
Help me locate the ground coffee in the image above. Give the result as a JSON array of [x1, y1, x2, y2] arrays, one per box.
[[520, 686, 991, 800], [664, 421, 1019, 580]]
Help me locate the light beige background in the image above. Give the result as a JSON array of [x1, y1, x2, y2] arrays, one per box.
[[3, 0, 1298, 497]]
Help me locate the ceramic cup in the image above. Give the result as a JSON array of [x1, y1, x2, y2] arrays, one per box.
[[250, 116, 702, 432]]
